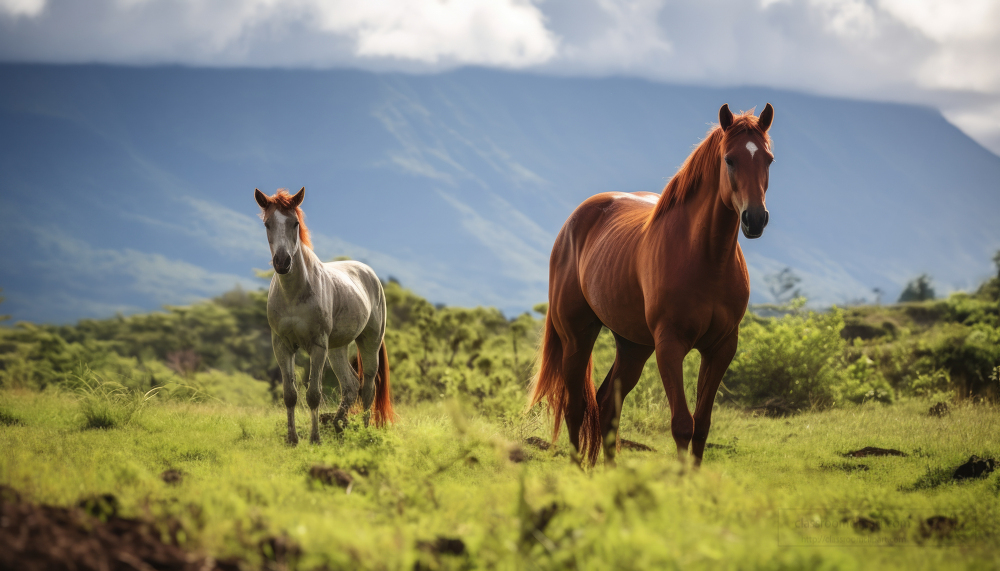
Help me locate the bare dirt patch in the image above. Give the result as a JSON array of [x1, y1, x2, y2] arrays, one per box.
[[843, 447, 908, 458], [0, 485, 240, 571]]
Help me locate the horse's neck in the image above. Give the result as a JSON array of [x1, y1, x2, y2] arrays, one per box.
[[656, 177, 741, 263], [275, 247, 319, 301]]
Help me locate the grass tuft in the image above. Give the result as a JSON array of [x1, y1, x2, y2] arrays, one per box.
[[70, 367, 161, 430]]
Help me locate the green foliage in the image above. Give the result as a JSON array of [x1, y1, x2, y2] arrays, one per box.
[[382, 281, 540, 417], [5, 254, 1000, 421], [724, 309, 849, 410], [2, 393, 999, 570], [836, 355, 894, 404], [842, 286, 1000, 401]]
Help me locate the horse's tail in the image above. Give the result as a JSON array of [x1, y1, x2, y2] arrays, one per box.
[[528, 310, 601, 466], [371, 340, 394, 427]]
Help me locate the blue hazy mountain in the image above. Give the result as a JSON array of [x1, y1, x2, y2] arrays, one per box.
[[1, 64, 998, 323]]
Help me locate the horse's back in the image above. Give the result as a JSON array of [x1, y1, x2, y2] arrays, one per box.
[[323, 260, 383, 298], [323, 260, 385, 331], [549, 192, 657, 343]]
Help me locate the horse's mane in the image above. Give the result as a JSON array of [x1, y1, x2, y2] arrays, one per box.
[[261, 189, 313, 249], [648, 110, 770, 225]]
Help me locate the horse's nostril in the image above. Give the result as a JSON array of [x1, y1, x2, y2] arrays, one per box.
[[763, 211, 769, 227], [741, 210, 749, 226]]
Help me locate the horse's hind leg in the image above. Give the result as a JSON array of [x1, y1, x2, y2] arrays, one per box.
[[558, 320, 602, 464], [355, 332, 381, 427], [328, 344, 361, 433], [596, 335, 654, 465], [272, 332, 299, 446], [306, 342, 329, 444]]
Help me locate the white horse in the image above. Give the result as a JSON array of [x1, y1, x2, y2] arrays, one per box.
[[255, 187, 393, 445]]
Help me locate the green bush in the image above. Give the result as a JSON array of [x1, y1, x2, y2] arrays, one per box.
[[834, 355, 894, 404], [723, 309, 848, 410]]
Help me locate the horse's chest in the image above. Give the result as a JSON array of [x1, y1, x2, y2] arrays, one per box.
[[270, 304, 329, 346]]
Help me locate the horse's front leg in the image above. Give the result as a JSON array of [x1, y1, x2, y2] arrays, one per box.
[[654, 334, 692, 461], [306, 342, 329, 444], [272, 332, 298, 446], [691, 332, 738, 467]]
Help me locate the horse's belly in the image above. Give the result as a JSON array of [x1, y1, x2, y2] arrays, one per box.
[[588, 295, 655, 346]]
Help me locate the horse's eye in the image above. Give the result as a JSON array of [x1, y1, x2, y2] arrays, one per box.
[[724, 156, 734, 167], [293, 220, 299, 227]]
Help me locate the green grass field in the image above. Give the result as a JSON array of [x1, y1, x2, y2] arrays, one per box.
[[1, 389, 998, 570]]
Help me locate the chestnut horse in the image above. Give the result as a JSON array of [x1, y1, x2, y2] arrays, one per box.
[[255, 187, 394, 445], [530, 104, 775, 467]]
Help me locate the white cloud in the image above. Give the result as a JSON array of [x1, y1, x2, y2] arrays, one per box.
[[312, 0, 557, 66], [0, 0, 557, 67], [0, 0, 45, 18], [0, 0, 998, 153], [29, 226, 257, 306]]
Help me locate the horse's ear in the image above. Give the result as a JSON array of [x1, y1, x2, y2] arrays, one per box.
[[758, 103, 774, 132], [719, 104, 734, 131], [290, 187, 305, 208], [254, 188, 269, 209]]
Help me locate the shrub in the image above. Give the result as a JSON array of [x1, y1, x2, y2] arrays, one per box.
[[723, 309, 848, 410], [834, 355, 894, 404]]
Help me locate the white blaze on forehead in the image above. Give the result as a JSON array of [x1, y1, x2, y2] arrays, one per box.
[[746, 141, 758, 158]]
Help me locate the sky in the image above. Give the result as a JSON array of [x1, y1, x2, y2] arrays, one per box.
[[0, 0, 999, 155]]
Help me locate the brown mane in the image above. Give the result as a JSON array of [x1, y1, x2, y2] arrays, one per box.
[[260, 188, 312, 250], [648, 109, 770, 225]]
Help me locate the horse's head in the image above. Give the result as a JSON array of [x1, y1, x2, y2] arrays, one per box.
[[718, 103, 774, 239], [254, 187, 309, 274]]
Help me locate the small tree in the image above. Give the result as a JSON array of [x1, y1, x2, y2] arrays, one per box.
[[993, 250, 1000, 280], [898, 274, 935, 302], [765, 267, 802, 304], [0, 288, 10, 323]]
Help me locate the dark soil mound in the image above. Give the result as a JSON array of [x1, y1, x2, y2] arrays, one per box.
[[161, 469, 184, 485], [0, 486, 239, 571], [508, 446, 528, 463], [418, 536, 466, 556], [846, 516, 880, 532], [928, 402, 949, 417], [308, 465, 353, 489], [844, 447, 907, 458], [619, 439, 656, 452], [921, 516, 959, 538], [952, 455, 997, 481], [524, 436, 551, 451]]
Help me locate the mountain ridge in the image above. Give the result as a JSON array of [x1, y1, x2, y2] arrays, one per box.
[[1, 64, 998, 323]]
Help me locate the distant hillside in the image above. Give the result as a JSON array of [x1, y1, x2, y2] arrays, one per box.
[[1, 64, 998, 323]]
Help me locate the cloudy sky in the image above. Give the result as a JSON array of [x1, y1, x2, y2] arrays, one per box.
[[1, 0, 998, 155]]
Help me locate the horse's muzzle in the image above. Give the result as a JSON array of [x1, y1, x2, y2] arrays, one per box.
[[741, 207, 769, 239], [273, 251, 292, 274]]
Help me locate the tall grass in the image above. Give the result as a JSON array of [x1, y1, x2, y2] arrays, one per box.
[[70, 367, 161, 429]]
